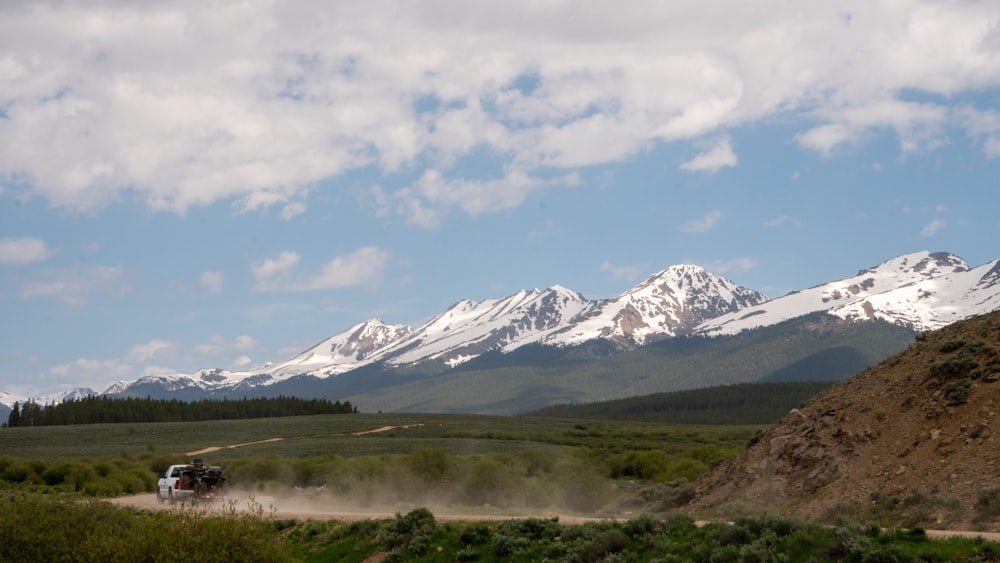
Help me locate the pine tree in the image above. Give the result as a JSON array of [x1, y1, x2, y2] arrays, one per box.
[[7, 401, 21, 427]]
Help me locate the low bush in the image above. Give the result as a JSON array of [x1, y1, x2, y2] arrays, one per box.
[[0, 493, 291, 562], [975, 488, 1000, 525], [0, 456, 158, 496]]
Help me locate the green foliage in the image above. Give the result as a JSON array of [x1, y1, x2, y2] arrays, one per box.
[[975, 488, 1000, 524], [280, 511, 999, 562], [0, 493, 291, 562], [0, 455, 159, 496], [929, 338, 999, 382], [3, 395, 356, 428], [380, 508, 438, 557], [346, 312, 916, 414], [944, 378, 972, 406], [930, 356, 980, 380], [530, 381, 834, 425], [857, 490, 963, 530]]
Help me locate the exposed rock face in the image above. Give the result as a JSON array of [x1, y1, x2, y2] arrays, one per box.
[[689, 310, 1000, 531]]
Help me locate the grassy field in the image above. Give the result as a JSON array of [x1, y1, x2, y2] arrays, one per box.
[[0, 412, 762, 461], [3, 413, 1000, 561]]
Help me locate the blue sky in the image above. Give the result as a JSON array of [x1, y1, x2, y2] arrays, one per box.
[[2, 1, 1000, 396]]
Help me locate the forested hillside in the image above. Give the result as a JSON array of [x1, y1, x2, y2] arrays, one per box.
[[2, 395, 356, 427], [529, 382, 833, 425], [336, 313, 915, 414]]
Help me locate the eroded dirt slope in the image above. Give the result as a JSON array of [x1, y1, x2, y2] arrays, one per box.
[[689, 310, 1000, 531]]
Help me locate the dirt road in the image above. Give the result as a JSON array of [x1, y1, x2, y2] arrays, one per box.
[[108, 493, 605, 525], [108, 493, 1000, 541]]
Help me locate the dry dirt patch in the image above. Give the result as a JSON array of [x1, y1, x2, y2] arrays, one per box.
[[183, 437, 285, 456]]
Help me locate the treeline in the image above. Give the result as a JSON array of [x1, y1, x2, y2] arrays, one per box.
[[528, 381, 833, 425], [3, 395, 357, 427]]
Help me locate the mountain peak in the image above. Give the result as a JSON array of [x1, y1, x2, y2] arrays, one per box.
[[861, 250, 968, 278]]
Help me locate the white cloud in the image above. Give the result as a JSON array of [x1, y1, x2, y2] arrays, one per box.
[[0, 237, 54, 265], [763, 215, 800, 228], [250, 251, 301, 291], [795, 124, 857, 155], [680, 135, 738, 173], [280, 201, 307, 220], [0, 1, 996, 220], [679, 210, 723, 233], [232, 355, 252, 368], [697, 257, 759, 275], [252, 247, 390, 291], [126, 339, 175, 363], [193, 334, 257, 357], [199, 270, 224, 293], [48, 358, 136, 384], [374, 168, 552, 228], [601, 261, 647, 282], [921, 218, 945, 237], [20, 264, 126, 305], [297, 246, 391, 290]]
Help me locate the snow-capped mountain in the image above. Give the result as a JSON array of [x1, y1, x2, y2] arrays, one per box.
[[696, 252, 974, 336], [102, 265, 766, 395], [0, 387, 97, 412], [0, 390, 26, 411], [65, 250, 1000, 400], [831, 257, 1000, 329], [546, 265, 768, 347], [249, 266, 767, 379]]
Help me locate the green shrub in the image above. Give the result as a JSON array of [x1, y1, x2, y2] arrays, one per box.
[[460, 522, 492, 546], [409, 446, 451, 484], [975, 488, 1000, 524], [944, 378, 971, 406], [930, 356, 979, 380], [0, 493, 291, 562], [938, 340, 967, 353], [380, 508, 437, 556]]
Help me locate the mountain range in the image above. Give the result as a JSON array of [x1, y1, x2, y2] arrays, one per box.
[[2, 250, 999, 416]]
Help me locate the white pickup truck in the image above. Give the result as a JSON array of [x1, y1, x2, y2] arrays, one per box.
[[156, 459, 227, 504]]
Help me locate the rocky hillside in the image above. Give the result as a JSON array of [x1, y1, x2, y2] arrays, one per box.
[[688, 309, 1000, 531]]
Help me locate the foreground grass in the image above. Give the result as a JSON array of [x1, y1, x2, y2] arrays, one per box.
[[2, 494, 998, 563], [0, 492, 291, 562]]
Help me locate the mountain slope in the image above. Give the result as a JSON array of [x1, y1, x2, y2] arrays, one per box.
[[331, 313, 916, 415], [545, 265, 768, 347], [696, 251, 971, 335], [831, 257, 1000, 329], [688, 309, 1000, 530]]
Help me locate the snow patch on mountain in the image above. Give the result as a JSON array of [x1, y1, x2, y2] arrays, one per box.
[[0, 387, 98, 410], [832, 258, 1000, 330], [259, 319, 413, 378], [696, 251, 971, 336], [549, 265, 768, 347]]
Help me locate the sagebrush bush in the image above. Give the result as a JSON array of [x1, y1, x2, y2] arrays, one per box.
[[976, 488, 1000, 524], [0, 493, 291, 562]]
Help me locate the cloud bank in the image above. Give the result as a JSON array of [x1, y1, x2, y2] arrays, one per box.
[[1, 1, 999, 225]]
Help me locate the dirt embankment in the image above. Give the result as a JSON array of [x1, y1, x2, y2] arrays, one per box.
[[689, 311, 1000, 532]]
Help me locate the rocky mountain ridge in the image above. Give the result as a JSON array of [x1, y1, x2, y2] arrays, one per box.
[[104, 263, 771, 396], [3, 250, 999, 407]]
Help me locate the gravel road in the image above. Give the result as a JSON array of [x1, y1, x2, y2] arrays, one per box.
[[108, 493, 1000, 541]]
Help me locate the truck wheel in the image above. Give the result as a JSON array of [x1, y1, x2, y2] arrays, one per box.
[[168, 488, 176, 505], [156, 489, 165, 504]]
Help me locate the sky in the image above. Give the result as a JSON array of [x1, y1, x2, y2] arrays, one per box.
[[2, 1, 1000, 397]]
